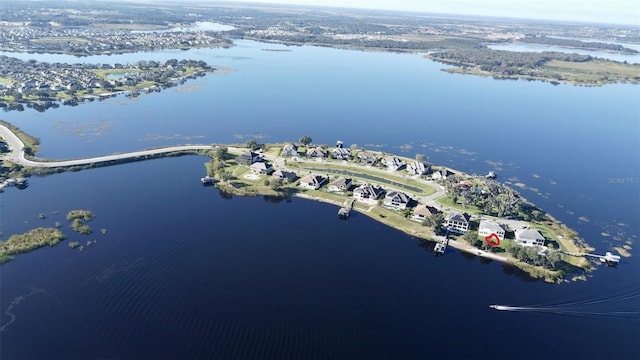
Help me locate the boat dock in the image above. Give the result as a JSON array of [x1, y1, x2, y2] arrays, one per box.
[[434, 230, 449, 255], [200, 176, 216, 186], [338, 199, 355, 219], [562, 251, 621, 265]]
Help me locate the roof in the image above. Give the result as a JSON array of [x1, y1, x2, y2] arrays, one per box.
[[413, 204, 439, 217], [447, 211, 470, 223], [515, 229, 545, 241], [479, 220, 505, 233], [385, 191, 410, 203]]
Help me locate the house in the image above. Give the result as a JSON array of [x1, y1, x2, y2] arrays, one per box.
[[357, 151, 377, 165], [353, 184, 384, 201], [250, 161, 273, 175], [237, 151, 259, 165], [328, 177, 353, 192], [381, 156, 406, 171], [298, 174, 328, 190], [445, 211, 471, 234], [412, 204, 440, 222], [332, 147, 351, 160], [432, 167, 455, 181], [406, 161, 430, 175], [514, 228, 546, 247], [306, 146, 326, 158], [383, 191, 411, 210], [281, 143, 298, 157], [272, 169, 297, 183], [478, 220, 506, 241]]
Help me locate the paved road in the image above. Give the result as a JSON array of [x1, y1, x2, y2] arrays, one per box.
[[0, 123, 212, 168]]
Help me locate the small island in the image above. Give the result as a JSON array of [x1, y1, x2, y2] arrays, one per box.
[[0, 123, 616, 282]]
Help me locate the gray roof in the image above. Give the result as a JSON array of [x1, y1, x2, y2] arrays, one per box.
[[479, 220, 505, 233], [447, 211, 470, 223], [515, 229, 545, 241]]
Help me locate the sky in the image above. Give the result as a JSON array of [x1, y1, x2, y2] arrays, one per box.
[[217, 0, 640, 26]]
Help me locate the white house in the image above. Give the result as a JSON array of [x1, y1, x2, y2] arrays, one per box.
[[432, 168, 455, 181], [281, 143, 299, 157], [445, 211, 471, 234], [406, 161, 430, 175], [383, 191, 411, 210], [478, 220, 506, 241], [381, 156, 405, 171], [514, 229, 546, 247]]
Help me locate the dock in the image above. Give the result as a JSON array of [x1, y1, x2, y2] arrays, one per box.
[[562, 251, 621, 265], [434, 230, 449, 255], [338, 199, 355, 219], [200, 176, 216, 186]]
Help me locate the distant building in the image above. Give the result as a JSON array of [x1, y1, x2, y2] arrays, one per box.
[[272, 169, 297, 183], [381, 156, 406, 171], [281, 144, 299, 157], [412, 204, 440, 222], [406, 161, 430, 175], [250, 161, 273, 175]]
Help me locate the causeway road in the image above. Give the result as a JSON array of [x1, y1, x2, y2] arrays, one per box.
[[0, 123, 212, 168]]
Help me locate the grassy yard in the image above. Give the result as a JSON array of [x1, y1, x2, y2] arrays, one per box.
[[542, 60, 640, 84], [437, 195, 482, 214]]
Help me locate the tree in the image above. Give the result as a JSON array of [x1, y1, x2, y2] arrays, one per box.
[[416, 153, 427, 162], [270, 178, 283, 191], [463, 230, 478, 245], [246, 139, 263, 151], [214, 146, 230, 161], [299, 135, 312, 146]]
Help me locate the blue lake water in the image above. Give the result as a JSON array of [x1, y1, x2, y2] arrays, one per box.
[[0, 40, 639, 359]]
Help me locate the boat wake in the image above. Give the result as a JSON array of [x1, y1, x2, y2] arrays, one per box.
[[489, 290, 640, 318]]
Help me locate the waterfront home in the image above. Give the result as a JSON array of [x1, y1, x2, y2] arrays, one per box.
[[298, 174, 328, 190], [478, 220, 506, 241], [332, 147, 351, 160], [412, 204, 440, 222], [353, 184, 384, 201], [272, 169, 297, 183], [383, 191, 411, 210], [328, 177, 353, 192], [514, 228, 546, 247], [357, 151, 377, 165], [432, 167, 455, 181], [306, 146, 327, 158], [237, 151, 259, 165], [381, 156, 406, 171], [406, 160, 430, 175], [281, 143, 299, 157], [445, 211, 471, 234], [250, 161, 274, 175]]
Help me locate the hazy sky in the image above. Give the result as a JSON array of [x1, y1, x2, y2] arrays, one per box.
[[220, 0, 639, 25]]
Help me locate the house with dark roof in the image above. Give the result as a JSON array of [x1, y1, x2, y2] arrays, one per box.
[[332, 147, 351, 160], [250, 161, 273, 175], [272, 169, 297, 183], [306, 146, 327, 158], [328, 177, 353, 192], [237, 151, 259, 165], [298, 174, 328, 190], [381, 156, 406, 171], [445, 211, 471, 234], [412, 204, 440, 222], [383, 191, 411, 210], [353, 184, 384, 201], [357, 151, 377, 165]]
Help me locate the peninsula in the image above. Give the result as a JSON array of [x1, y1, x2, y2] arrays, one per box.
[[1, 123, 603, 282]]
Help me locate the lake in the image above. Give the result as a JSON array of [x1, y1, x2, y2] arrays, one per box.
[[0, 40, 639, 359]]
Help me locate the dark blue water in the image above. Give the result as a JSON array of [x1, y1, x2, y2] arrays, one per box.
[[1, 40, 639, 359]]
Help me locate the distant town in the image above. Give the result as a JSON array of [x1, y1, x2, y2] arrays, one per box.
[[1, 0, 639, 112]]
